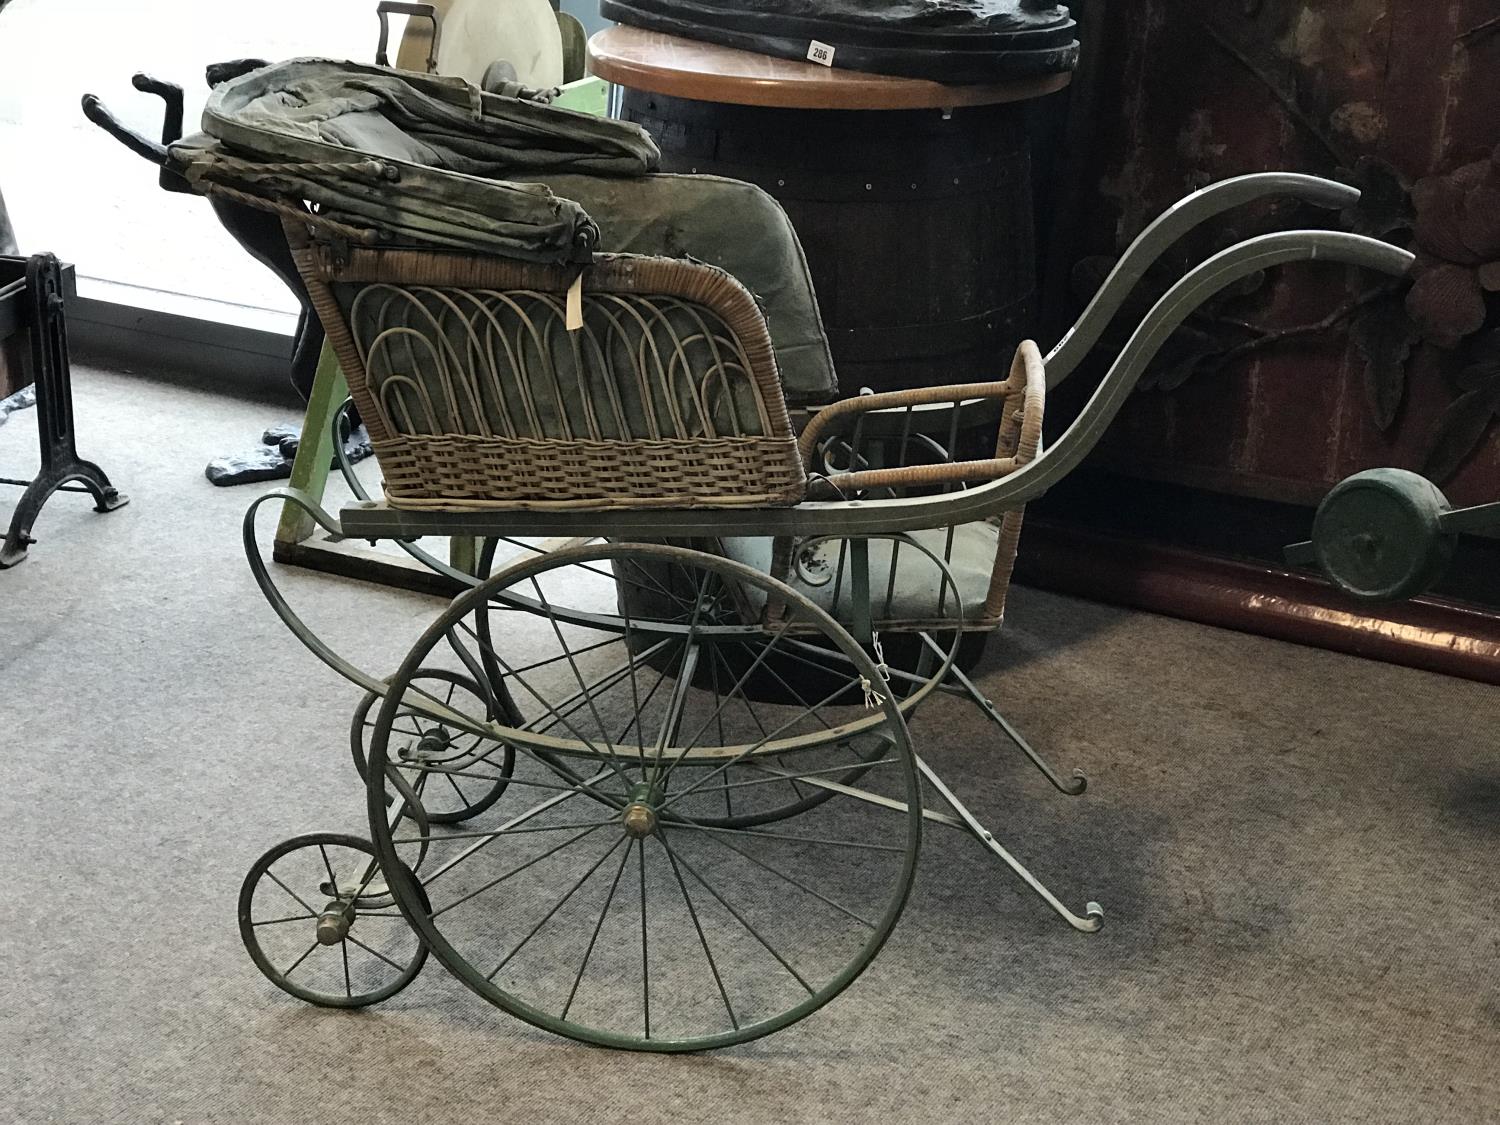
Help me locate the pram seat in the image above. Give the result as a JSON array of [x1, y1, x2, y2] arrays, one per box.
[[725, 521, 1011, 625]]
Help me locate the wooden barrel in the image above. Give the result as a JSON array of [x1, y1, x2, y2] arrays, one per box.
[[618, 89, 1037, 396]]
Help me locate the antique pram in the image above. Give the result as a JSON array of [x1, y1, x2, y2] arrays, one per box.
[[92, 60, 1414, 1052]]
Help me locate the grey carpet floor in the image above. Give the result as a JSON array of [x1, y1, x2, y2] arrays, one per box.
[[2, 365, 1497, 1124]]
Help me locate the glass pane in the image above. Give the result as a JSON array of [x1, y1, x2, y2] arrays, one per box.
[[0, 0, 375, 314]]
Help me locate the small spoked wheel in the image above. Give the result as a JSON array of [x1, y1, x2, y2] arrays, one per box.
[[239, 833, 429, 1009], [352, 668, 517, 824], [367, 542, 922, 1051]]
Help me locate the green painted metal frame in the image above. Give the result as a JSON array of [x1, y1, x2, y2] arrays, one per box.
[[237, 174, 1423, 1045]]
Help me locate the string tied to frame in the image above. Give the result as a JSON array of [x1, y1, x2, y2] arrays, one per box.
[[861, 630, 890, 710]]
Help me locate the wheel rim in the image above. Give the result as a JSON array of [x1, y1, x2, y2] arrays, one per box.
[[367, 543, 922, 1051], [352, 668, 517, 824], [239, 833, 428, 1009]]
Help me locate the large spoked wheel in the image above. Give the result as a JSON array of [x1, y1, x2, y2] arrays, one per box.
[[351, 668, 518, 824], [366, 543, 923, 1052], [470, 537, 951, 831], [239, 833, 429, 1009]]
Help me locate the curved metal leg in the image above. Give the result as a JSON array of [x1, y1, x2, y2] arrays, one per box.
[[920, 635, 1087, 796], [0, 254, 128, 568], [915, 754, 1103, 933], [0, 460, 126, 568]]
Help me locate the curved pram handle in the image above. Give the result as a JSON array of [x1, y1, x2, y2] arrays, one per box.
[[1027, 228, 1414, 489], [784, 226, 1415, 533], [81, 73, 192, 192], [814, 172, 1367, 441], [81, 92, 168, 166], [1044, 172, 1360, 388]]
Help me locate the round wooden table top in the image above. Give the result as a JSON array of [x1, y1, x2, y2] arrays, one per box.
[[587, 25, 1071, 111]]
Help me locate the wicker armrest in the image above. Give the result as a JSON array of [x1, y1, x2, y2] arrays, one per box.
[[802, 341, 1045, 499]]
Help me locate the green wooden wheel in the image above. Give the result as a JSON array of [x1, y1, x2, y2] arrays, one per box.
[[366, 543, 923, 1051], [239, 833, 429, 1009], [1312, 468, 1456, 602]]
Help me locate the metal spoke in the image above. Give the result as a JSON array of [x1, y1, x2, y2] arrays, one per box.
[[443, 772, 469, 807], [732, 638, 842, 731], [484, 538, 648, 590], [665, 821, 905, 853], [658, 834, 814, 996], [640, 833, 651, 1039], [486, 836, 628, 982], [656, 674, 876, 814], [766, 639, 897, 690], [656, 623, 802, 791], [619, 597, 648, 764], [432, 822, 611, 918], [661, 837, 738, 1030], [707, 649, 732, 818], [346, 933, 408, 972], [613, 555, 695, 608], [396, 760, 507, 785], [673, 757, 898, 798], [452, 619, 633, 788], [393, 819, 617, 846], [505, 634, 629, 678], [250, 912, 316, 928], [699, 831, 875, 928], [266, 871, 318, 917], [398, 761, 607, 798], [419, 767, 613, 886], [281, 941, 320, 979], [317, 844, 339, 892], [531, 576, 635, 782], [529, 637, 674, 741], [710, 644, 769, 740], [614, 634, 677, 749], [341, 939, 353, 999], [647, 569, 710, 782], [560, 838, 634, 1020]]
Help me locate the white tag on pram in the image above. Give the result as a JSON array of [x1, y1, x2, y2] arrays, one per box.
[[807, 40, 836, 67], [566, 273, 585, 332]]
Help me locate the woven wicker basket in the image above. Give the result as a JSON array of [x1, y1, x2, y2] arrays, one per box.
[[286, 229, 806, 512]]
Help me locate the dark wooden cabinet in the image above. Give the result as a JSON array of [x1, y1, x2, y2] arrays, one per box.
[[1022, 0, 1500, 679]]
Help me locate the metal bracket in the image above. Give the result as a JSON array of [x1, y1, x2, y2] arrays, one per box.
[[376, 2, 441, 72]]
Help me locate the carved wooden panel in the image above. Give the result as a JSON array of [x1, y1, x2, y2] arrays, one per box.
[[1064, 0, 1500, 508]]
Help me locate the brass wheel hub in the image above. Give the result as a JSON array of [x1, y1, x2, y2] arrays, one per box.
[[621, 782, 664, 838], [622, 802, 657, 838], [316, 901, 354, 946]]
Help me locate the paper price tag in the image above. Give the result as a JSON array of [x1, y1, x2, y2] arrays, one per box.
[[566, 273, 584, 331], [807, 40, 836, 67]]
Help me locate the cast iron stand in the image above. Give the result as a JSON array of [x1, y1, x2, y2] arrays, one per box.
[[0, 253, 128, 567]]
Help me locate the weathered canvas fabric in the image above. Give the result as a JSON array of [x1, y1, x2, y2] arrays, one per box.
[[600, 0, 1079, 81], [172, 59, 838, 405], [177, 58, 658, 262]]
